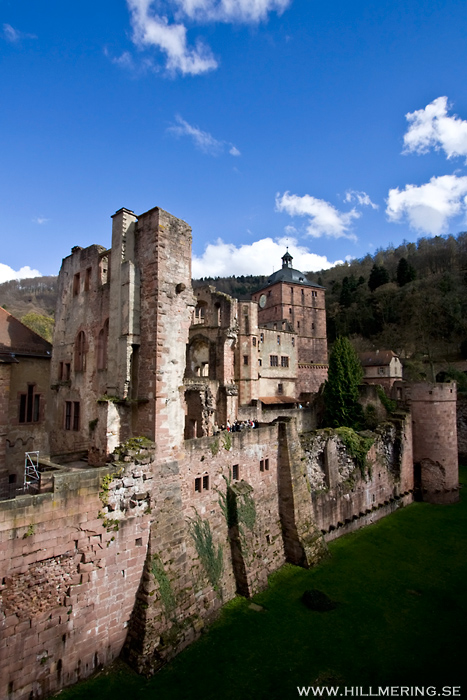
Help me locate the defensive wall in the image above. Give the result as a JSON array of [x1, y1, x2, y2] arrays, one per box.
[[1, 414, 418, 699]]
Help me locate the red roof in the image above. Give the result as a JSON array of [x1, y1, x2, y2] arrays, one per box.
[[359, 350, 398, 367]]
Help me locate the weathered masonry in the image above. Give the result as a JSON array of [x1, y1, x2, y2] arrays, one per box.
[[0, 204, 459, 700]]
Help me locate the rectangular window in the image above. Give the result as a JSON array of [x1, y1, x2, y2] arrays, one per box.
[[292, 337, 295, 347], [260, 333, 264, 342], [195, 477, 202, 493], [232, 464, 239, 480], [59, 361, 63, 380], [203, 474, 209, 490], [378, 367, 385, 375], [65, 363, 71, 380], [258, 358, 262, 367], [311, 322, 315, 330], [73, 272, 80, 296], [265, 458, 269, 471], [270, 355, 278, 367], [260, 459, 264, 472], [73, 402, 80, 431], [99, 255, 109, 285], [277, 335, 281, 345], [277, 383, 284, 395], [281, 356, 289, 368], [19, 385, 41, 424], [33, 394, 40, 423], [297, 321, 300, 329], [84, 267, 92, 291], [243, 355, 249, 365], [65, 401, 72, 430], [252, 337, 256, 347], [65, 401, 80, 431]]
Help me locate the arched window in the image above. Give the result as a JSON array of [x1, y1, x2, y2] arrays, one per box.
[[75, 331, 87, 371], [97, 319, 109, 370]]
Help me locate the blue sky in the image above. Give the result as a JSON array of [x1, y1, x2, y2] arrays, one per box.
[[2, 0, 467, 283]]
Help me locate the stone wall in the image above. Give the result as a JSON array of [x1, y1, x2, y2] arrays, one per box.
[[0, 462, 151, 700], [1, 414, 417, 699]]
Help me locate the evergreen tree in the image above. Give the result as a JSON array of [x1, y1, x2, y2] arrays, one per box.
[[396, 257, 416, 286], [323, 337, 363, 429], [368, 264, 390, 292]]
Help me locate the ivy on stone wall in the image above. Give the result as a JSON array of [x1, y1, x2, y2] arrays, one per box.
[[151, 555, 176, 614], [335, 427, 374, 478], [188, 512, 223, 593]]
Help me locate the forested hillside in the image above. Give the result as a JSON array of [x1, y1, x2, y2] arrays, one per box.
[[2, 233, 467, 360], [309, 234, 467, 366]]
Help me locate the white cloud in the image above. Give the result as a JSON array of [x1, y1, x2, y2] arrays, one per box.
[[2, 23, 36, 43], [344, 190, 378, 210], [0, 264, 42, 284], [167, 115, 240, 155], [125, 0, 291, 75], [32, 216, 49, 225], [172, 0, 291, 23], [127, 0, 218, 75], [386, 174, 467, 235], [192, 236, 341, 278], [275, 191, 360, 240], [403, 96, 467, 160]]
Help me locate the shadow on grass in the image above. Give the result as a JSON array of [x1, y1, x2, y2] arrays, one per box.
[[56, 467, 467, 700]]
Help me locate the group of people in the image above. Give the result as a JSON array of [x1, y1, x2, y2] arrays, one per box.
[[214, 419, 259, 434]]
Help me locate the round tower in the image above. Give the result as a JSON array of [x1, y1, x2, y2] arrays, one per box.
[[410, 382, 459, 504]]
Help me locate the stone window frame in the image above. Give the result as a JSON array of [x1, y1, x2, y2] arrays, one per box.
[[277, 383, 284, 395], [18, 384, 41, 424], [260, 458, 270, 472], [74, 331, 87, 372], [64, 401, 80, 431], [243, 355, 249, 366], [84, 267, 92, 292], [281, 356, 289, 368], [194, 473, 210, 493], [270, 355, 279, 367], [232, 464, 239, 480]]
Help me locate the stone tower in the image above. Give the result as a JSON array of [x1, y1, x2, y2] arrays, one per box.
[[409, 382, 459, 504], [251, 251, 328, 397]]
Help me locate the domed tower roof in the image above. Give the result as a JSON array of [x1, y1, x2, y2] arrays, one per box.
[[264, 250, 324, 288]]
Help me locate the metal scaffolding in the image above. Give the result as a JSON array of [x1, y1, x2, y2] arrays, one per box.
[[24, 451, 40, 489]]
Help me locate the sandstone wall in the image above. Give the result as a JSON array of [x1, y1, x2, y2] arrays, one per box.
[[1, 416, 415, 698], [0, 463, 151, 700]]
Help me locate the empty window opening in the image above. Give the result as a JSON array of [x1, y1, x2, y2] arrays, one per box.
[[265, 458, 269, 471], [277, 383, 284, 395], [97, 320, 109, 370], [135, 538, 143, 546], [232, 464, 239, 480], [195, 477, 202, 493], [99, 255, 109, 285], [252, 337, 256, 346], [73, 273, 80, 296], [260, 460, 264, 472], [75, 331, 87, 371], [84, 267, 92, 292], [243, 355, 249, 366], [203, 474, 209, 490]]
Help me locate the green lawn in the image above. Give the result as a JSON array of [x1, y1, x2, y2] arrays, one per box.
[[57, 467, 467, 700]]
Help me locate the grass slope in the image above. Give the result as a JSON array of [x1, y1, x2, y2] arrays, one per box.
[[56, 468, 467, 700]]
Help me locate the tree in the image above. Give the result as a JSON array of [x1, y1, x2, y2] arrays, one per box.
[[368, 264, 390, 292], [396, 257, 416, 287], [21, 312, 54, 342], [323, 337, 364, 429]]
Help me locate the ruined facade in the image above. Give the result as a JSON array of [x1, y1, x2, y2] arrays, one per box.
[[0, 308, 52, 495], [0, 204, 460, 700]]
